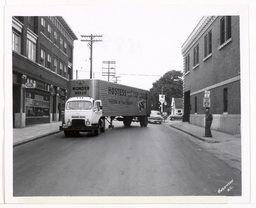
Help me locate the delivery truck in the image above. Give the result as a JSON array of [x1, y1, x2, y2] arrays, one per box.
[[59, 79, 151, 136]]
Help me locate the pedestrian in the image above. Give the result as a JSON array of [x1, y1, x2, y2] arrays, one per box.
[[205, 108, 213, 137]]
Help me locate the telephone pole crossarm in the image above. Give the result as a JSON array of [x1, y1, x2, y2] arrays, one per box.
[[81, 34, 103, 79]]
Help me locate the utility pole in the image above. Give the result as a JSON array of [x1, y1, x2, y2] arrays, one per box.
[[102, 61, 116, 81], [81, 34, 103, 79]]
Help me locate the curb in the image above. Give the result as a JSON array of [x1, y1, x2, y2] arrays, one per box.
[[169, 124, 220, 143], [13, 131, 61, 147]]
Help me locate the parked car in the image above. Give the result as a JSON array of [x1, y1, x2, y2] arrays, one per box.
[[169, 112, 183, 121], [148, 110, 163, 124]]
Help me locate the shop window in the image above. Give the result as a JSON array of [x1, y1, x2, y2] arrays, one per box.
[[25, 91, 50, 118]]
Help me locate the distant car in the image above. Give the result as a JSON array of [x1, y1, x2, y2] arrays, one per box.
[[169, 113, 183, 121], [148, 110, 163, 124]]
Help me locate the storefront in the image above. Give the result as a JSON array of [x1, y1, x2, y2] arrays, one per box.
[[13, 73, 68, 127]]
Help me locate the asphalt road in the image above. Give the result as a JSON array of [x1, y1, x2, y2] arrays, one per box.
[[13, 121, 241, 196]]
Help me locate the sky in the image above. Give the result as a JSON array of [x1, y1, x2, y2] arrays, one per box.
[[63, 5, 204, 90]]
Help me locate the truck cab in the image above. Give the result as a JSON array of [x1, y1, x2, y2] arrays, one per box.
[[60, 97, 105, 136]]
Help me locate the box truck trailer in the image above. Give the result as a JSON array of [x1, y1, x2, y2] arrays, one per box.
[[59, 79, 151, 136]]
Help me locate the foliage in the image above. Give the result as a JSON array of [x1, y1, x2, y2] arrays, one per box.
[[149, 70, 183, 114]]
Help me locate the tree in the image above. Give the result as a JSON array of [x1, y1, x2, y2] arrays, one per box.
[[149, 70, 183, 114]]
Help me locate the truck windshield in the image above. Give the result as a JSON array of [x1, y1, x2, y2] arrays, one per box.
[[66, 101, 92, 110]]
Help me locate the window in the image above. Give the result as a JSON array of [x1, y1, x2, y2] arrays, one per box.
[[47, 24, 52, 38], [12, 31, 21, 53], [26, 39, 36, 61], [195, 96, 197, 113], [60, 37, 63, 49], [53, 58, 58, 72], [47, 54, 52, 69], [204, 30, 212, 58], [185, 54, 190, 73], [223, 88, 228, 112], [40, 49, 46, 66], [193, 44, 199, 67], [40, 17, 45, 33], [64, 41, 67, 53], [54, 31, 58, 44], [60, 62, 63, 75], [220, 16, 232, 45]]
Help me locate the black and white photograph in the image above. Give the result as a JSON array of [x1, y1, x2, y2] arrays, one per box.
[[2, 0, 256, 207]]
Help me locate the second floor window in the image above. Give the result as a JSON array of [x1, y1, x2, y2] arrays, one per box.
[[193, 44, 199, 67], [12, 31, 21, 53], [204, 30, 212, 58], [26, 39, 36, 61], [185, 54, 190, 73], [220, 16, 232, 45]]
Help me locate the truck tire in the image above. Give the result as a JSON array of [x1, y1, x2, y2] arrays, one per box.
[[123, 117, 132, 127], [139, 116, 148, 127], [64, 131, 71, 137], [100, 118, 105, 132]]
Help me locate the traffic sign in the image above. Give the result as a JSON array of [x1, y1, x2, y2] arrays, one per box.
[[203, 97, 211, 107], [159, 94, 165, 104]]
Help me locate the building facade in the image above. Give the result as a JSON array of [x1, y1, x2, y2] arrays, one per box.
[[181, 16, 240, 135], [12, 16, 77, 127]]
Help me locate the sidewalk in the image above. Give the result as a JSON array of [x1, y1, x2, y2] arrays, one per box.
[[13, 122, 62, 146], [163, 120, 241, 171]]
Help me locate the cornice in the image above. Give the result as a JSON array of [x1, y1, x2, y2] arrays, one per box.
[[181, 16, 217, 55]]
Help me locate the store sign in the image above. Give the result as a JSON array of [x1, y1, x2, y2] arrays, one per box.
[[24, 82, 36, 88]]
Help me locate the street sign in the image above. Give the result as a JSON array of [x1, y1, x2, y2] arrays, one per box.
[[203, 97, 211, 107], [159, 94, 165, 104], [204, 90, 210, 98]]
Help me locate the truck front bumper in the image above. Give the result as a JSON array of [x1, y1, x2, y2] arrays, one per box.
[[59, 124, 98, 132]]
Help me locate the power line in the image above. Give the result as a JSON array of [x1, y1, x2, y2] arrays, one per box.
[[81, 34, 103, 79]]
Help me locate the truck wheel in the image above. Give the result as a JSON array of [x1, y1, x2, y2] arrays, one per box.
[[64, 131, 70, 137], [139, 117, 148, 127], [123, 117, 132, 127], [100, 118, 105, 132]]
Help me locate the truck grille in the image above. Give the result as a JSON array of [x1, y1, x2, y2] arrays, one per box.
[[72, 119, 85, 128]]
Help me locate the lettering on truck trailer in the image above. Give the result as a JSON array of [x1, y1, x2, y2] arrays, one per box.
[[72, 86, 90, 95]]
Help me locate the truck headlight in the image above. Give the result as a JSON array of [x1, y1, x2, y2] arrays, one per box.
[[67, 119, 72, 127], [86, 119, 90, 126]]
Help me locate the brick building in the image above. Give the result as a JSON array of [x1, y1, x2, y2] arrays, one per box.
[[12, 16, 77, 127], [181, 16, 240, 134]]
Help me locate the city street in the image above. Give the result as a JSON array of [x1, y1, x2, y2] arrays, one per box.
[[13, 121, 241, 196]]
